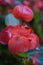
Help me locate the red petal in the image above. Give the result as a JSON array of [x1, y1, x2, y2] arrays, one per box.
[[28, 33, 40, 50], [0, 26, 16, 45], [8, 35, 30, 54]]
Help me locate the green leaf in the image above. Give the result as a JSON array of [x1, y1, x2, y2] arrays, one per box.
[[33, 11, 41, 22], [18, 52, 27, 57], [0, 16, 6, 31], [0, 44, 9, 55]]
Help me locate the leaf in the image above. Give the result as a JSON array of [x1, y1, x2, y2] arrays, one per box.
[[18, 52, 27, 57], [33, 11, 41, 22], [0, 15, 6, 31], [0, 44, 9, 55]]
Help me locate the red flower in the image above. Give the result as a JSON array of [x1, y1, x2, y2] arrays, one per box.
[[8, 35, 30, 54], [12, 5, 33, 22], [0, 25, 39, 52]]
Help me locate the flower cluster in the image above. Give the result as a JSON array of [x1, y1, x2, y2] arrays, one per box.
[[0, 4, 40, 54], [0, 2, 40, 65]]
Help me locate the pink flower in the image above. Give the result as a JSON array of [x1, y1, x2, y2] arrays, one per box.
[[0, 0, 14, 5]]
